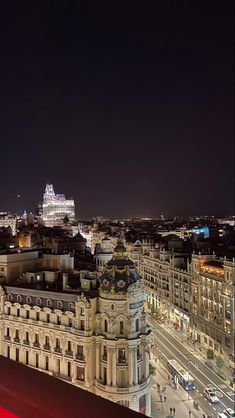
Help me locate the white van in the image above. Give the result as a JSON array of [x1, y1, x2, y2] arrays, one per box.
[[218, 413, 229, 418]]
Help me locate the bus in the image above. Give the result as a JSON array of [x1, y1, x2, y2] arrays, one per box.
[[167, 359, 195, 391]]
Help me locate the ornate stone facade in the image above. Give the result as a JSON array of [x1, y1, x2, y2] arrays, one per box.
[[0, 244, 151, 415]]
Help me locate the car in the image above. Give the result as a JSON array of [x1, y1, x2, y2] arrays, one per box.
[[204, 388, 219, 403], [223, 408, 235, 417]]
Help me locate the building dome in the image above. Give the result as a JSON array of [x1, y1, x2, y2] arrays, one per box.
[[100, 242, 139, 293]]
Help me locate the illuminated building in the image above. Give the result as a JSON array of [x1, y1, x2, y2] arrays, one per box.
[[94, 236, 113, 272], [0, 244, 151, 415], [0, 213, 18, 236], [134, 244, 235, 367], [191, 254, 235, 369], [42, 184, 75, 227]]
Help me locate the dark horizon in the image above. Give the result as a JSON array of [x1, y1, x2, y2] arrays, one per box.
[[0, 1, 234, 218]]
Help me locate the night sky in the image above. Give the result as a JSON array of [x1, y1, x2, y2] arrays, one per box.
[[0, 1, 234, 218]]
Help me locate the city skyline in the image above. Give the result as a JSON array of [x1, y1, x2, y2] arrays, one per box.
[[1, 1, 234, 218]]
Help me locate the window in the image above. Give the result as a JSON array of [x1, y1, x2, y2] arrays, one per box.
[[67, 341, 72, 353], [26, 310, 29, 319], [45, 356, 49, 371], [36, 298, 41, 306], [16, 308, 20, 317], [35, 353, 39, 368], [7, 294, 13, 301], [26, 296, 32, 304], [77, 345, 84, 360], [118, 348, 126, 363], [6, 327, 10, 337], [7, 346, 10, 358], [77, 367, 85, 381], [136, 319, 140, 332], [57, 301, 63, 309], [26, 351, 29, 365], [16, 348, 19, 362], [46, 299, 52, 308], [56, 338, 60, 350], [17, 295, 22, 303], [80, 320, 84, 331], [103, 346, 107, 361], [80, 306, 85, 316], [68, 362, 71, 378], [120, 321, 124, 334], [104, 319, 108, 332], [139, 395, 146, 414]]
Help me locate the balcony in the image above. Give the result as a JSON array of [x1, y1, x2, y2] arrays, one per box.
[[33, 341, 40, 348], [117, 358, 126, 365], [54, 347, 62, 354], [54, 372, 72, 382], [4, 336, 11, 341], [43, 344, 51, 351], [14, 337, 20, 343], [65, 350, 73, 357], [76, 354, 85, 361], [23, 339, 30, 346]]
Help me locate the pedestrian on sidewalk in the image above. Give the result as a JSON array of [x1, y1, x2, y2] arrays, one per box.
[[164, 394, 167, 402], [188, 411, 191, 417], [170, 407, 172, 416], [173, 406, 175, 415]]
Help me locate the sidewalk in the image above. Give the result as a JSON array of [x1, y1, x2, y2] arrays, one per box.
[[158, 317, 233, 386], [151, 358, 207, 418]]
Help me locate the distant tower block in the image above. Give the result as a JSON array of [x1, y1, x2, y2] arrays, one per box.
[[42, 183, 75, 227]]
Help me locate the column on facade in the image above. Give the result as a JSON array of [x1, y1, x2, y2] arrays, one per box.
[[144, 344, 149, 379], [96, 343, 101, 381], [107, 348, 112, 385], [128, 348, 133, 386], [111, 348, 116, 386], [133, 347, 138, 385]]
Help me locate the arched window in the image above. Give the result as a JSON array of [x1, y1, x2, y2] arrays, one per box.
[[46, 299, 52, 308], [7, 294, 13, 302], [16, 295, 22, 303], [57, 301, 63, 309], [120, 321, 124, 334], [36, 298, 41, 306], [69, 302, 75, 311], [26, 296, 32, 304]]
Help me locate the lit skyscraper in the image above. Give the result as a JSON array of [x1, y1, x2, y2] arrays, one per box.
[[42, 184, 75, 227]]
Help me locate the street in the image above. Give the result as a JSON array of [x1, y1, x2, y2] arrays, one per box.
[[148, 315, 235, 417]]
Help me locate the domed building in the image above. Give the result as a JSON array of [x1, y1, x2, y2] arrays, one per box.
[[95, 242, 151, 415], [0, 242, 151, 416]]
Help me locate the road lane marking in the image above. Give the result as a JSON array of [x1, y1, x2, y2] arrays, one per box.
[[150, 329, 231, 410], [149, 321, 234, 404], [149, 318, 233, 393]]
